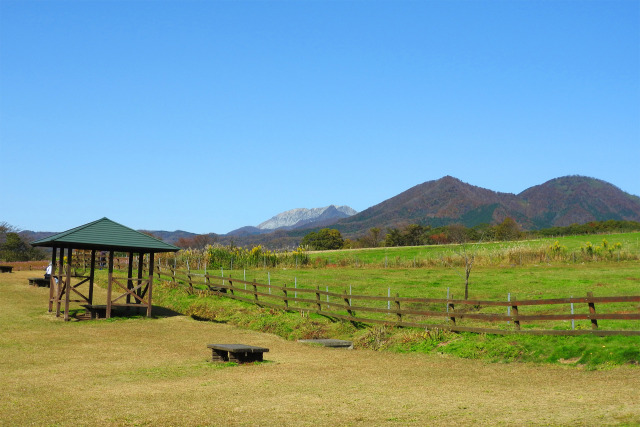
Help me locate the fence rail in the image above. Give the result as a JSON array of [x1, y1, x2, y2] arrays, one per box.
[[156, 267, 640, 336]]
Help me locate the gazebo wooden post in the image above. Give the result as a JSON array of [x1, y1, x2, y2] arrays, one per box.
[[106, 251, 114, 319], [89, 250, 96, 305], [126, 252, 134, 305], [147, 252, 155, 317], [137, 253, 144, 304], [56, 247, 64, 317], [64, 248, 73, 321], [48, 248, 57, 312]]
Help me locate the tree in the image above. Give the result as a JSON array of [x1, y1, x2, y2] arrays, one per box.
[[446, 224, 469, 244], [384, 228, 404, 247], [301, 229, 344, 250], [369, 227, 382, 247], [441, 240, 481, 300], [0, 232, 44, 261], [192, 234, 216, 249], [0, 221, 18, 246], [405, 224, 427, 246], [494, 217, 522, 241], [175, 234, 217, 249], [358, 227, 382, 248], [457, 245, 475, 300]]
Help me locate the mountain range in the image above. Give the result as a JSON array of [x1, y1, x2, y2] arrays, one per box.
[[336, 175, 640, 236], [21, 175, 640, 248], [219, 175, 639, 247]]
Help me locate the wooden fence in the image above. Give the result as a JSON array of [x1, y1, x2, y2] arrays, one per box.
[[157, 267, 640, 336]]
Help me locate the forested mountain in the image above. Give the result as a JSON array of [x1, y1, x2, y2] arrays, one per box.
[[519, 176, 640, 229], [336, 175, 640, 237]]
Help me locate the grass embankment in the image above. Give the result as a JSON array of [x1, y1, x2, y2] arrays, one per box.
[[2, 270, 640, 426], [151, 260, 640, 369]]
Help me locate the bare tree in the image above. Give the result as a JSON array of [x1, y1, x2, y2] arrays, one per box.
[[192, 234, 217, 249], [457, 245, 475, 300], [441, 235, 484, 300]]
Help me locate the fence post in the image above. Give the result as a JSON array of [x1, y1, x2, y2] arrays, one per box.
[[228, 279, 234, 296], [283, 283, 289, 310], [343, 291, 356, 324], [253, 281, 258, 303], [446, 288, 450, 314], [448, 298, 456, 326], [395, 293, 402, 324], [511, 297, 520, 330], [315, 286, 321, 312], [187, 271, 193, 293], [571, 295, 575, 330], [587, 291, 598, 329], [326, 286, 329, 309]]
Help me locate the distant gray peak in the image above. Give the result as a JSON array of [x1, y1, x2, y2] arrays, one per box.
[[257, 205, 357, 230]]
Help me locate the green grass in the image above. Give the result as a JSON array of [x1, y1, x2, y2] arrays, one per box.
[[152, 282, 640, 369], [308, 231, 640, 267], [80, 232, 640, 368], [223, 262, 640, 300], [148, 263, 640, 369], [388, 330, 640, 368]]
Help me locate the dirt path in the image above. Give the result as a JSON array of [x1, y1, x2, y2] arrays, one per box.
[[1, 270, 639, 426]]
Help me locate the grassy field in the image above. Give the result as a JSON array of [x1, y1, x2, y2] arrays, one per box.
[[188, 232, 640, 302], [306, 232, 640, 267], [195, 254, 640, 330], [146, 232, 640, 369], [2, 270, 640, 426]]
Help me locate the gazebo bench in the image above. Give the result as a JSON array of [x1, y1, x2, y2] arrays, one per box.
[[28, 277, 50, 287], [0, 266, 13, 273], [207, 344, 269, 363]]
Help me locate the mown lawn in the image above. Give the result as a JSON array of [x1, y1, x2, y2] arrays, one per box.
[[2, 270, 640, 426]]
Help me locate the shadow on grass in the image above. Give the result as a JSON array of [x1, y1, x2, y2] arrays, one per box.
[[71, 304, 183, 321]]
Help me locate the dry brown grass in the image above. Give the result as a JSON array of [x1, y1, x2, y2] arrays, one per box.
[[1, 270, 639, 426]]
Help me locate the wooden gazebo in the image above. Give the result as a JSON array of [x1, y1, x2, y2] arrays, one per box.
[[31, 217, 180, 321]]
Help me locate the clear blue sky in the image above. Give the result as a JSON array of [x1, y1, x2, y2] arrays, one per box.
[[1, 0, 638, 235]]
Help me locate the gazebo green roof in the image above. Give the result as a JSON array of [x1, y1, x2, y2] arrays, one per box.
[[31, 217, 180, 253]]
